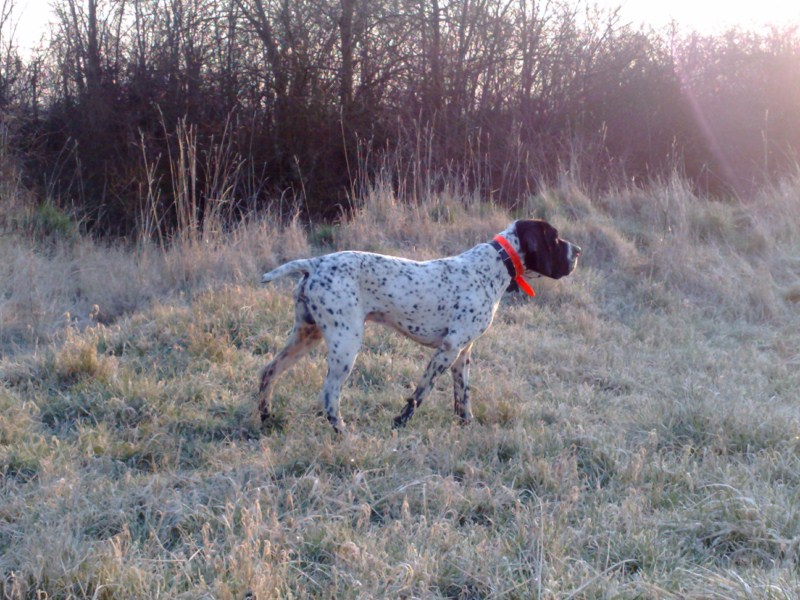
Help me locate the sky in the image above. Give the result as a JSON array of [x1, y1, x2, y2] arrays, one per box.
[[6, 0, 800, 54], [610, 0, 800, 33]]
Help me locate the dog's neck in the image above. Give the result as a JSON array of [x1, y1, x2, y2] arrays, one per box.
[[489, 234, 535, 296], [495, 222, 524, 252]]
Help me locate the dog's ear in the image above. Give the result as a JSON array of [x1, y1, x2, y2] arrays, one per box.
[[516, 220, 557, 277]]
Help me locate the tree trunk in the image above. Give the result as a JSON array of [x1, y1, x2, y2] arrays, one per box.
[[339, 0, 355, 114]]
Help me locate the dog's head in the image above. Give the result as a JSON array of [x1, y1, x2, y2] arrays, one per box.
[[514, 219, 581, 280]]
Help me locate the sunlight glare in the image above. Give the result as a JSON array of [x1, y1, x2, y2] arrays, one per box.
[[6, 0, 800, 56], [612, 0, 800, 33]]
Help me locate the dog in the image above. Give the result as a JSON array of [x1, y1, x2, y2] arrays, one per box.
[[258, 219, 580, 433]]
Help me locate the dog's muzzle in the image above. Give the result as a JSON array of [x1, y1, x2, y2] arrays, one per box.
[[567, 243, 582, 273]]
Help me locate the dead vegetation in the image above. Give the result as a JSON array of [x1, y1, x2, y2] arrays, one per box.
[[2, 172, 800, 598]]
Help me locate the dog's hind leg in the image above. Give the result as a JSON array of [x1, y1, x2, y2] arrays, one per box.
[[258, 302, 323, 424], [319, 322, 363, 434]]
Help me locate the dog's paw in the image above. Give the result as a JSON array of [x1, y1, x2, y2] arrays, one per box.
[[324, 413, 348, 435], [392, 398, 417, 429], [259, 412, 285, 433]]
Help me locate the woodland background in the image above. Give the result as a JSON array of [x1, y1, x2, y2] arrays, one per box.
[[1, 0, 800, 235]]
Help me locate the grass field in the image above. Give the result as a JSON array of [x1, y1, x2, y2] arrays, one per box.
[[2, 175, 800, 598]]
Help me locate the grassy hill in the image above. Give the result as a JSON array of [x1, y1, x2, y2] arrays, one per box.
[[2, 176, 800, 598]]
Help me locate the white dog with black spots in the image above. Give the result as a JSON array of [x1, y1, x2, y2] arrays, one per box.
[[258, 219, 581, 433]]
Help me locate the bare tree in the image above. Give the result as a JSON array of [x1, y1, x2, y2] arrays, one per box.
[[0, 0, 17, 108], [5, 0, 798, 234]]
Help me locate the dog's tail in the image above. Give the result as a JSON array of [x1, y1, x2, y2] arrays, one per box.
[[261, 258, 317, 284]]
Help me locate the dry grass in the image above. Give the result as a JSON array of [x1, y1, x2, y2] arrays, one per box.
[[2, 175, 800, 598]]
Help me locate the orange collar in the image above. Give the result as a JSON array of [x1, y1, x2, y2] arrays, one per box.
[[492, 235, 535, 297]]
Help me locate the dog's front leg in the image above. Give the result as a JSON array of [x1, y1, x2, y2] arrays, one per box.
[[451, 343, 474, 423], [393, 345, 464, 428]]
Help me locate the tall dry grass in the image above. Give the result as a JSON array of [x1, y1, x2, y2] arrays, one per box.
[[0, 220, 311, 353], [2, 160, 800, 597]]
